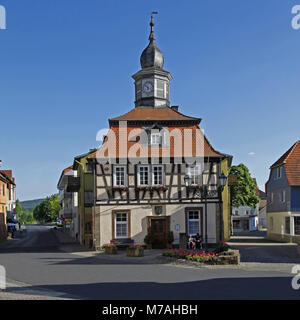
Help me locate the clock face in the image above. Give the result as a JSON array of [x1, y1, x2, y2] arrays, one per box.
[[143, 81, 153, 93]]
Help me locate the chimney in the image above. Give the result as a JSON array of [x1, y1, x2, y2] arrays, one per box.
[[171, 106, 179, 112]]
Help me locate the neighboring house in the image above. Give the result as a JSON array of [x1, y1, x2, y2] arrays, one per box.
[[232, 205, 259, 233], [0, 170, 16, 213], [0, 171, 15, 241], [258, 190, 267, 229], [57, 166, 78, 239], [84, 17, 232, 249], [231, 179, 260, 233], [72, 149, 96, 247], [221, 156, 233, 241], [266, 140, 300, 244]]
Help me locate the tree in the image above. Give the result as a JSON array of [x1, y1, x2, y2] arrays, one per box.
[[15, 199, 22, 215], [18, 211, 35, 224], [229, 164, 260, 208], [33, 194, 60, 223]]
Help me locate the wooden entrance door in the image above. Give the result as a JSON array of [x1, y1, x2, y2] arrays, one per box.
[[243, 220, 249, 231], [149, 217, 167, 249]]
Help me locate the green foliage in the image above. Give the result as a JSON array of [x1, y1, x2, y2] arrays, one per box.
[[214, 241, 230, 254], [18, 211, 35, 224], [15, 199, 35, 224], [229, 164, 260, 208], [33, 194, 60, 223], [15, 199, 22, 215]]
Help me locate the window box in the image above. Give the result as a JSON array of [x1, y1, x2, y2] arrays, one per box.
[[112, 186, 128, 191], [188, 184, 203, 190], [136, 186, 152, 191], [126, 245, 144, 257], [103, 243, 118, 254], [136, 185, 167, 191], [151, 185, 167, 191]]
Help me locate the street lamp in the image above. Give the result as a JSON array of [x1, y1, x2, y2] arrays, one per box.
[[185, 170, 228, 250], [218, 172, 228, 242], [219, 172, 227, 190], [184, 174, 191, 187]]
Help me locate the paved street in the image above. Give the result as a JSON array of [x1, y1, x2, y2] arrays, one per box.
[[0, 225, 299, 299]]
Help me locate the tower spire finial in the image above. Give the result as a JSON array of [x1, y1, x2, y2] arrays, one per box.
[[149, 11, 158, 41]]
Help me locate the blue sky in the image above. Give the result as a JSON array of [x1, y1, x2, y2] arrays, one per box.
[[0, 0, 299, 200]]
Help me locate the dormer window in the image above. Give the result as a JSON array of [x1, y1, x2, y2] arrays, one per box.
[[186, 164, 202, 185], [150, 133, 161, 146]]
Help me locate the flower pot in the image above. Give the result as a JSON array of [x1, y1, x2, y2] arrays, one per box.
[[126, 247, 144, 257], [104, 246, 117, 254]]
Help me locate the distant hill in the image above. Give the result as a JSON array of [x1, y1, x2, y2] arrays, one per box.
[[20, 198, 45, 211]]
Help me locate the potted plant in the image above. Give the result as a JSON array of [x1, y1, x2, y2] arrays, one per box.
[[126, 244, 144, 257], [144, 233, 154, 249], [102, 243, 117, 254], [166, 231, 174, 249]]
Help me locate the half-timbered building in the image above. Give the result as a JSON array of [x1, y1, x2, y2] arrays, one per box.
[[88, 16, 232, 248]]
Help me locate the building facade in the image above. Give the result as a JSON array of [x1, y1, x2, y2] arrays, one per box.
[[0, 171, 15, 241], [266, 141, 300, 243], [232, 205, 259, 233], [57, 166, 79, 239], [72, 150, 96, 247], [0, 170, 16, 213], [87, 16, 232, 249]]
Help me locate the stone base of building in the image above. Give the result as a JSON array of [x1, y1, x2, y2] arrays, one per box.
[[267, 232, 300, 244]]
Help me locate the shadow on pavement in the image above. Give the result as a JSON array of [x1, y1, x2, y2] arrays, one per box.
[[4, 276, 299, 300]]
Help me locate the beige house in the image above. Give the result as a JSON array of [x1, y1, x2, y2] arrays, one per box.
[[86, 16, 231, 249]]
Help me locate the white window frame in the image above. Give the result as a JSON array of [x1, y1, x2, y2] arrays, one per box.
[[187, 210, 201, 236], [281, 189, 286, 203], [150, 133, 161, 146], [152, 165, 164, 186], [270, 192, 274, 204], [138, 165, 150, 186], [113, 165, 127, 186], [114, 212, 128, 239], [186, 164, 202, 185]]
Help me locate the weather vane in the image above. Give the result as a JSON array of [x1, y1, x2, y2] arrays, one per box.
[[151, 11, 158, 23]]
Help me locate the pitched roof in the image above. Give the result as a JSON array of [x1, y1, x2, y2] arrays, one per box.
[[271, 141, 300, 186], [0, 171, 14, 185], [109, 107, 201, 123], [0, 170, 12, 179], [89, 125, 227, 159]]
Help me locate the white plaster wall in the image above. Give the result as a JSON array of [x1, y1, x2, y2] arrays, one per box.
[[97, 203, 217, 246]]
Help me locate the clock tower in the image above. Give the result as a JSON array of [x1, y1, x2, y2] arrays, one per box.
[[132, 14, 172, 108]]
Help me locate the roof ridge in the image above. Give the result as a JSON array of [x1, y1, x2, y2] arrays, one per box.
[[270, 141, 299, 168], [285, 140, 300, 163]]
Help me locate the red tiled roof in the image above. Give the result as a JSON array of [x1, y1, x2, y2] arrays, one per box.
[[89, 107, 228, 160], [63, 166, 73, 174], [109, 107, 201, 123], [271, 141, 300, 186], [89, 124, 226, 159], [0, 170, 12, 179]]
